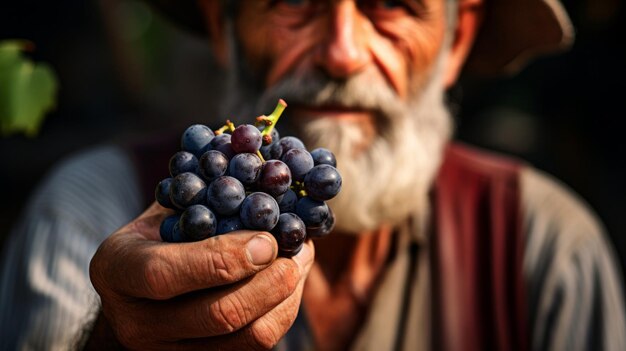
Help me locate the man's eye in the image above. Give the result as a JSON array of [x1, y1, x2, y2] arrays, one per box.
[[360, 0, 423, 18], [272, 0, 311, 7], [380, 0, 405, 9], [362, 0, 407, 9]]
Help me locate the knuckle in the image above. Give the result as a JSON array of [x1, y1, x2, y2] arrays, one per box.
[[142, 258, 173, 299], [247, 319, 282, 350], [245, 296, 301, 350], [270, 261, 300, 296], [114, 322, 143, 349], [88, 256, 105, 292], [89, 239, 117, 293], [105, 304, 159, 350], [207, 295, 249, 334], [206, 248, 237, 283], [115, 329, 134, 348]]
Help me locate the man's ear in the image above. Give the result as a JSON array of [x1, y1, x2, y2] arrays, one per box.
[[197, 0, 229, 66], [444, 0, 484, 88]]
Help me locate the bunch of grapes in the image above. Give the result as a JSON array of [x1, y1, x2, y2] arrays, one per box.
[[155, 100, 342, 257]]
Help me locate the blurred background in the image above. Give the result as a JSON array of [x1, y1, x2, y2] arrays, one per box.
[[0, 0, 624, 273]]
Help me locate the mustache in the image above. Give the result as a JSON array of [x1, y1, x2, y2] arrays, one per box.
[[256, 69, 402, 119]]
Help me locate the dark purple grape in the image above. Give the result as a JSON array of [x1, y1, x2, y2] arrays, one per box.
[[169, 172, 207, 209], [231, 124, 262, 154], [260, 144, 272, 161], [209, 133, 231, 147], [216, 216, 244, 235], [240, 192, 280, 231], [169, 151, 199, 177], [161, 118, 342, 247], [228, 153, 262, 187], [295, 197, 329, 227], [181, 124, 214, 157], [155, 178, 175, 209], [180, 204, 217, 241], [207, 176, 246, 216], [306, 207, 335, 238], [269, 128, 280, 143], [159, 214, 180, 242], [310, 148, 337, 167], [198, 150, 228, 182], [281, 148, 314, 182], [259, 127, 279, 157], [272, 213, 306, 256], [304, 164, 342, 201], [270, 136, 305, 159], [209, 134, 235, 159], [171, 221, 184, 243], [258, 160, 292, 197], [276, 189, 298, 213]]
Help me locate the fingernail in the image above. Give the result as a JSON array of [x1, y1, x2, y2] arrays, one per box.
[[246, 234, 275, 265]]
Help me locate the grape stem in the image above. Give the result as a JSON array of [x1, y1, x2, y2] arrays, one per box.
[[215, 120, 236, 135], [291, 181, 307, 197], [257, 99, 287, 144]]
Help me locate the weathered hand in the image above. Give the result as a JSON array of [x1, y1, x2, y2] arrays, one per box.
[[89, 203, 315, 350]]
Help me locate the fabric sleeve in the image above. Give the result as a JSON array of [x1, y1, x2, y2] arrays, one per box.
[[521, 167, 626, 351], [0, 146, 143, 351]]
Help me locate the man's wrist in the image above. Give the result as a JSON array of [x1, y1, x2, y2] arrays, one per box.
[[75, 309, 124, 351]]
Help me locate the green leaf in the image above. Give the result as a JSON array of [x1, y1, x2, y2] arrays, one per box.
[[0, 40, 58, 137]]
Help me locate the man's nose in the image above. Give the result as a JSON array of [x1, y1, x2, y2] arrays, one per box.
[[314, 1, 371, 78]]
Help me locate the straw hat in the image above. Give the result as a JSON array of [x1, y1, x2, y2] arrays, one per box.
[[147, 0, 574, 75]]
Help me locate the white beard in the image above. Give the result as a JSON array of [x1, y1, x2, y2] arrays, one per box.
[[223, 41, 453, 234], [290, 69, 451, 233]]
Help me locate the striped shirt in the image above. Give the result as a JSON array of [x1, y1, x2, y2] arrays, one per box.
[[0, 145, 624, 350], [0, 146, 143, 350]]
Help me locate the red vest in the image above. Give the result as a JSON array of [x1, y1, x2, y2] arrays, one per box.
[[432, 143, 527, 351]]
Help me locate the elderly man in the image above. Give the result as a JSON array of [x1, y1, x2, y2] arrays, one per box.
[[1, 0, 625, 350]]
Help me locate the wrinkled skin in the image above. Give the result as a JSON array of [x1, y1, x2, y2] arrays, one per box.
[[229, 0, 449, 131], [89, 203, 314, 350]]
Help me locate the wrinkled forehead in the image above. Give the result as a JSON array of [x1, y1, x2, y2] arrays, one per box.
[[219, 0, 458, 15], [148, 0, 574, 75]]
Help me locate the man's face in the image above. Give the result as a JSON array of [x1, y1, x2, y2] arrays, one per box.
[[234, 0, 448, 123], [219, 0, 454, 232]]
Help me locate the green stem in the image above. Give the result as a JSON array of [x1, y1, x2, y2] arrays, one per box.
[[258, 99, 287, 144], [290, 180, 307, 197], [214, 120, 236, 135], [256, 150, 266, 163]]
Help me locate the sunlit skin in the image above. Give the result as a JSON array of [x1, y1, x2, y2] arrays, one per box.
[[234, 0, 447, 129]]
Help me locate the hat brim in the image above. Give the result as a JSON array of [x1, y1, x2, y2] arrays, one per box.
[[465, 0, 574, 75], [147, 0, 574, 76]]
